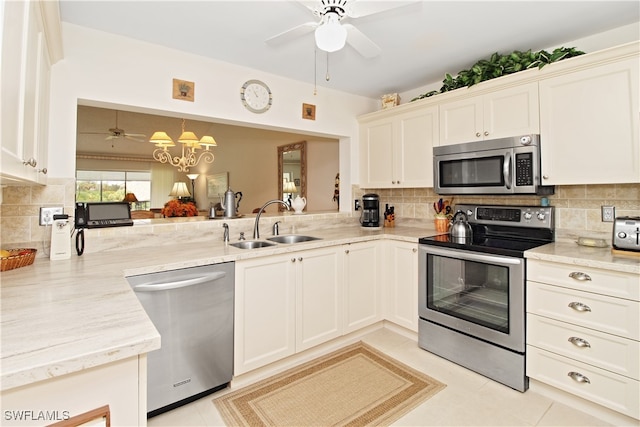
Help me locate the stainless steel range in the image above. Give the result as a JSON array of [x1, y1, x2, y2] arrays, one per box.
[[418, 204, 554, 392]]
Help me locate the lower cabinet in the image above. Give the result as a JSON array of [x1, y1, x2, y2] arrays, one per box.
[[383, 240, 419, 332], [526, 259, 640, 419], [343, 241, 381, 334], [234, 246, 343, 375]]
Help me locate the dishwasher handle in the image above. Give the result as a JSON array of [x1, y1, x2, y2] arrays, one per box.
[[133, 271, 226, 292]]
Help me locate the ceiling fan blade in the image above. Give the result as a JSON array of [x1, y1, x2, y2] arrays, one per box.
[[125, 133, 147, 138], [344, 24, 380, 58], [348, 0, 419, 18], [105, 135, 119, 140], [265, 21, 317, 46], [125, 135, 146, 142], [79, 131, 111, 135]]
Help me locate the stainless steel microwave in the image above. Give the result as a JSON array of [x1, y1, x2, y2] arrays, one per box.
[[433, 135, 541, 195]]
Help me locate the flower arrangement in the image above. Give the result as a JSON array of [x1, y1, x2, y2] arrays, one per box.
[[162, 199, 198, 217], [433, 198, 453, 219]]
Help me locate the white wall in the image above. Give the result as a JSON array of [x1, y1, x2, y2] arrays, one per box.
[[48, 23, 378, 211]]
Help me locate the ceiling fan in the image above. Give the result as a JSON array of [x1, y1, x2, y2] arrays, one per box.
[[79, 110, 147, 143], [266, 0, 417, 58]]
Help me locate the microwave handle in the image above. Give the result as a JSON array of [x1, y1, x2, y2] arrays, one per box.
[[503, 152, 512, 190]]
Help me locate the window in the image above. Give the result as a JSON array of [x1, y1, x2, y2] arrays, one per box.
[[76, 171, 151, 210]]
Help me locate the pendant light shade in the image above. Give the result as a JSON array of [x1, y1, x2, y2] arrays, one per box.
[[315, 13, 347, 53]]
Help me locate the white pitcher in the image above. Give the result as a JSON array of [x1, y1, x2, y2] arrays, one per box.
[[291, 195, 306, 214]]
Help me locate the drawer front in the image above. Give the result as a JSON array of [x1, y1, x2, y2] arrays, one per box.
[[527, 260, 640, 301], [527, 346, 640, 419], [527, 282, 640, 340], [527, 314, 640, 379]]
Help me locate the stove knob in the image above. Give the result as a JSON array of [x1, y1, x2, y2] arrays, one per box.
[[537, 212, 546, 221], [466, 210, 473, 217], [523, 212, 533, 220], [617, 231, 627, 239]]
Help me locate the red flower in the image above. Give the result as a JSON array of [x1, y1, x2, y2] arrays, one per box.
[[162, 200, 198, 217]]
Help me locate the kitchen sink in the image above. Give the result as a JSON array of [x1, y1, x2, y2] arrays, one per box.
[[267, 235, 321, 244], [230, 240, 277, 250]]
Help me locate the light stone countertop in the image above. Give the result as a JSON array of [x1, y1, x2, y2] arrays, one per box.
[[525, 240, 640, 274], [0, 224, 428, 392], [3, 222, 637, 393]]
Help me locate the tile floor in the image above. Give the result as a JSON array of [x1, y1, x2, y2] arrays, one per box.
[[148, 328, 628, 427]]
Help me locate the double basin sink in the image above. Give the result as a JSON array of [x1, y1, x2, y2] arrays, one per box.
[[230, 235, 321, 250]]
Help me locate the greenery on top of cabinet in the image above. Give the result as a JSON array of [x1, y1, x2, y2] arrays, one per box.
[[412, 47, 585, 101]]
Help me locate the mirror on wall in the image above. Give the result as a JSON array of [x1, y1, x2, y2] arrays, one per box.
[[278, 141, 306, 210], [75, 105, 339, 215]]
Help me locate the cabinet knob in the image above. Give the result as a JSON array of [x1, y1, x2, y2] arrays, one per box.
[[567, 371, 591, 384], [298, 257, 303, 262], [345, 250, 349, 254], [568, 301, 591, 312], [484, 131, 489, 136], [38, 168, 47, 175], [569, 272, 592, 281], [542, 175, 549, 180], [412, 248, 417, 253], [391, 181, 396, 184], [291, 258, 296, 262], [475, 132, 481, 138], [22, 158, 37, 168], [567, 336, 591, 348]]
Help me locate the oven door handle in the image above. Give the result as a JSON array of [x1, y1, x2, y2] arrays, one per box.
[[421, 245, 523, 265], [503, 152, 512, 190]]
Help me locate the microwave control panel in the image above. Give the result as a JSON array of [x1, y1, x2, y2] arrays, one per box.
[[515, 152, 533, 186]]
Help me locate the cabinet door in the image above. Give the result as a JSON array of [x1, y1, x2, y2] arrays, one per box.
[[384, 241, 419, 332], [360, 119, 394, 187], [343, 241, 381, 333], [396, 106, 438, 187], [539, 57, 639, 185], [234, 255, 296, 375], [439, 96, 483, 145], [483, 82, 539, 139], [296, 247, 343, 351]]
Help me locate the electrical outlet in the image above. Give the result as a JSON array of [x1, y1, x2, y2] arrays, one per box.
[[354, 199, 360, 211], [40, 206, 64, 226], [601, 206, 615, 222]]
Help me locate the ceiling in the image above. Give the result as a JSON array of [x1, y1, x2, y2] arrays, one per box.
[[58, 1, 639, 99]]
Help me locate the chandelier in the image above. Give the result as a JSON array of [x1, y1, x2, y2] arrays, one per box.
[[149, 119, 217, 172]]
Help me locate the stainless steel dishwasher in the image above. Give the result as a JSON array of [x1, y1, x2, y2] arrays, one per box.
[[126, 262, 234, 417]]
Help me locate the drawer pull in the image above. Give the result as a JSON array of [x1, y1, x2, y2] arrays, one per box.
[[569, 272, 592, 281], [567, 371, 591, 384], [567, 336, 591, 348], [568, 301, 591, 312]]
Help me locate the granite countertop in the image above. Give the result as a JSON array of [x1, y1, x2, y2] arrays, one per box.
[[525, 240, 640, 275], [0, 224, 427, 392]]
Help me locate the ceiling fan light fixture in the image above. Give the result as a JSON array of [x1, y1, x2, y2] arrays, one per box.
[[314, 13, 347, 53]]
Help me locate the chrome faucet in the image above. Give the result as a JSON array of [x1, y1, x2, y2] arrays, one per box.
[[222, 223, 229, 242], [273, 221, 281, 236], [253, 200, 290, 239]]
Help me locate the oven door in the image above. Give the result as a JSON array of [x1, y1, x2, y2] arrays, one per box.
[[418, 244, 525, 352]]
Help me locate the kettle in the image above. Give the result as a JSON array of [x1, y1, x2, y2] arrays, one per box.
[[220, 187, 243, 218], [450, 210, 472, 241], [291, 195, 306, 214]]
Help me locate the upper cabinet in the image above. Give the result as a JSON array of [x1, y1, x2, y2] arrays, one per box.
[[359, 105, 438, 188], [439, 83, 540, 146], [538, 55, 639, 185], [1, 1, 62, 185]]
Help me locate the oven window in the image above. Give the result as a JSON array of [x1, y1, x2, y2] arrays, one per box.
[[439, 156, 505, 187], [427, 253, 509, 333]]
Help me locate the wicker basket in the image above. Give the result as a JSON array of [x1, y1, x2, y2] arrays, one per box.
[[1, 248, 37, 272]]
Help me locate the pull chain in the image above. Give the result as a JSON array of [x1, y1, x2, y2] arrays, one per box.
[[325, 51, 331, 81], [314, 48, 317, 95]]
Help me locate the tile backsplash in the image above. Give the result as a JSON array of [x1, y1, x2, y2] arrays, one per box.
[[356, 183, 640, 241], [1, 179, 639, 253]]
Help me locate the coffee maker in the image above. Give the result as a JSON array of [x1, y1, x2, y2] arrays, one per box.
[[360, 193, 380, 227]]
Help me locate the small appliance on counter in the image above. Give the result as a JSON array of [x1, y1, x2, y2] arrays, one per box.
[[360, 193, 380, 227], [613, 216, 640, 252], [50, 214, 71, 260]]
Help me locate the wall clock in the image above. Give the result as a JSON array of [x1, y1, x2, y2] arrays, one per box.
[[240, 80, 272, 113]]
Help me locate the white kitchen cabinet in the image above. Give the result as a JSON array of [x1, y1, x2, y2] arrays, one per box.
[[526, 259, 640, 419], [538, 56, 639, 185], [1, 356, 145, 426], [383, 240, 419, 332], [343, 241, 381, 333], [439, 83, 539, 146], [234, 246, 342, 374], [1, 0, 52, 185], [359, 105, 438, 188]]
